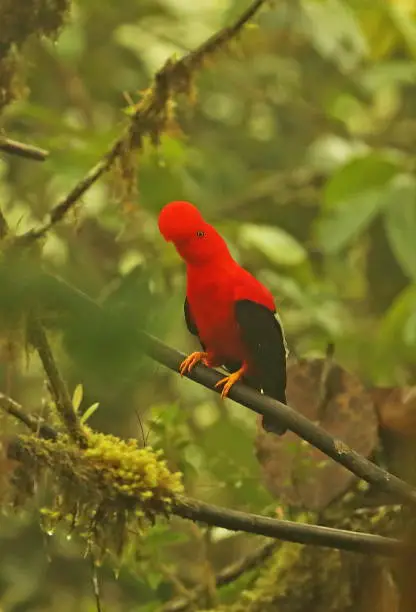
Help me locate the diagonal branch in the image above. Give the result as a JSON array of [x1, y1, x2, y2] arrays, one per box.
[[27, 318, 88, 447], [17, 0, 267, 246], [0, 393, 57, 440], [213, 540, 277, 587], [161, 540, 277, 612], [10, 270, 414, 507], [0, 136, 49, 162], [11, 269, 414, 507], [142, 333, 416, 507]]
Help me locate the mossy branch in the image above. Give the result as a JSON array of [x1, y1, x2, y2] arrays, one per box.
[[27, 317, 88, 447], [0, 392, 56, 439], [17, 0, 268, 246], [6, 429, 183, 559], [1, 394, 405, 559]]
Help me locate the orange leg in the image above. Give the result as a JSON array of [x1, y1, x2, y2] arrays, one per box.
[[179, 351, 209, 376], [215, 363, 248, 399]]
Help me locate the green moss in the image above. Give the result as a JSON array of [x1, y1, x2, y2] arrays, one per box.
[[202, 505, 400, 612], [209, 543, 353, 612], [6, 429, 183, 559]]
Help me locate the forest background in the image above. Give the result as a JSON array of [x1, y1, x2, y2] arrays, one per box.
[[1, 0, 416, 610]]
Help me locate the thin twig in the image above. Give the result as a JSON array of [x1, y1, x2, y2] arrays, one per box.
[[18, 150, 121, 245], [182, 0, 265, 64], [158, 563, 194, 601], [161, 541, 277, 612], [0, 392, 57, 440], [142, 333, 416, 507], [215, 540, 276, 587], [317, 342, 335, 421], [17, 0, 267, 245], [0, 392, 41, 431], [27, 318, 88, 447], [91, 556, 103, 612], [0, 137, 49, 162]]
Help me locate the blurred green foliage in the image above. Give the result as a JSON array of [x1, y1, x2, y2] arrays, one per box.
[[0, 0, 416, 609]]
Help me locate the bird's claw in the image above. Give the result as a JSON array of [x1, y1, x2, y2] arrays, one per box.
[[215, 366, 247, 399], [179, 351, 208, 376]]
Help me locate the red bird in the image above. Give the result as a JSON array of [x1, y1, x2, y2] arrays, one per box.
[[158, 201, 288, 435]]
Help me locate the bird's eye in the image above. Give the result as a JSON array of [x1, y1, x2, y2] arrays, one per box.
[[196, 230, 205, 238]]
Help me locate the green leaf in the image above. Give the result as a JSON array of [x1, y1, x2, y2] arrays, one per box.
[[384, 175, 416, 281], [80, 402, 100, 424], [145, 526, 189, 547], [385, 2, 416, 59], [324, 154, 399, 209], [316, 189, 384, 254], [371, 284, 416, 380], [377, 284, 416, 349], [316, 154, 400, 253], [301, 0, 368, 70], [239, 224, 307, 266], [146, 571, 163, 591], [360, 61, 416, 91], [72, 383, 83, 412], [404, 312, 416, 346]]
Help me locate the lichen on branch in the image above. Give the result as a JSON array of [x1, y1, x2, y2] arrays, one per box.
[[20, 0, 268, 243], [6, 429, 183, 559]]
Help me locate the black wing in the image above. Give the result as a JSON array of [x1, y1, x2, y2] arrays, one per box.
[[235, 299, 287, 435], [184, 297, 206, 350]]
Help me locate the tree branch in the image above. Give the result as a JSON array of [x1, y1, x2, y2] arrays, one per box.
[[0, 137, 49, 162], [173, 496, 401, 557], [1, 392, 404, 558], [161, 541, 277, 612], [0, 393, 57, 440], [27, 318, 88, 447], [10, 269, 414, 508], [142, 333, 416, 507], [0, 392, 42, 432], [17, 0, 267, 246], [215, 540, 276, 587]]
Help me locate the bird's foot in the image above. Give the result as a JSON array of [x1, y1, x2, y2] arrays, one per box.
[[179, 351, 209, 376], [215, 364, 248, 399]]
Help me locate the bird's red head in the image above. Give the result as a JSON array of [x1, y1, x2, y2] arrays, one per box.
[[158, 201, 232, 266]]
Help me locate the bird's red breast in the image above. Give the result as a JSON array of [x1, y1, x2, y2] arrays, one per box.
[[159, 199, 276, 367], [186, 260, 275, 369]]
